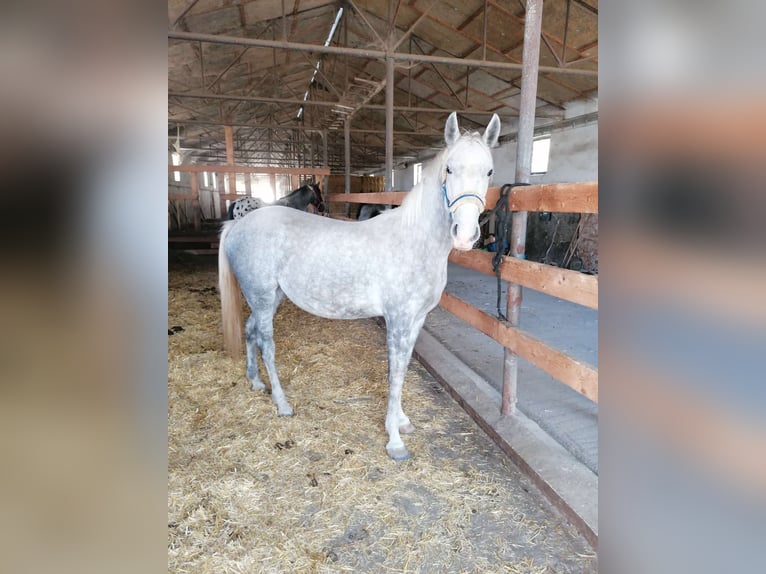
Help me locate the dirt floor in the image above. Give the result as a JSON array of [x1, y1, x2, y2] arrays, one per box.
[[168, 255, 597, 573]]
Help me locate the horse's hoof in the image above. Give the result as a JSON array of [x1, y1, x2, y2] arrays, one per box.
[[386, 445, 411, 461], [399, 422, 416, 434], [278, 408, 294, 417], [250, 380, 266, 392]]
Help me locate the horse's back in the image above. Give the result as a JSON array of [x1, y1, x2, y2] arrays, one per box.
[[223, 206, 442, 320]]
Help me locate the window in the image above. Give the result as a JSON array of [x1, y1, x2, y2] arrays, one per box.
[[203, 171, 209, 187], [391, 169, 395, 189], [171, 152, 181, 182], [414, 162, 423, 185], [531, 137, 551, 174]]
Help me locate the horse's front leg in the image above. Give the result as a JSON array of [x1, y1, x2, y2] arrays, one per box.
[[384, 317, 425, 461]]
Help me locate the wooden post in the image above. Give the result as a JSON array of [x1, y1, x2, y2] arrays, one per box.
[[270, 173, 277, 201], [385, 55, 394, 192], [344, 118, 351, 217], [502, 0, 544, 416], [191, 173, 201, 231], [322, 129, 329, 212], [224, 124, 235, 217]]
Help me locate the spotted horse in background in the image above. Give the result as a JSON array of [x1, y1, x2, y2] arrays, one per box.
[[227, 182, 325, 220]]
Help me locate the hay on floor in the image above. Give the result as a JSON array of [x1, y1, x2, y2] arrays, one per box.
[[168, 258, 596, 573]]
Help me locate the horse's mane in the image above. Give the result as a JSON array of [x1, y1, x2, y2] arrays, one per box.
[[399, 147, 447, 228]]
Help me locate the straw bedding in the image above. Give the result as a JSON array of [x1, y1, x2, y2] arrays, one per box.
[[168, 256, 596, 573]]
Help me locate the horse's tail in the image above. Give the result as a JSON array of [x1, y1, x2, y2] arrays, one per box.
[[219, 221, 243, 356]]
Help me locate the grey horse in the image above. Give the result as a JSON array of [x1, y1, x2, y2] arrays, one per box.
[[219, 112, 500, 460]]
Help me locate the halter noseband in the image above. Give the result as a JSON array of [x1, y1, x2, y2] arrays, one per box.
[[440, 167, 485, 217]]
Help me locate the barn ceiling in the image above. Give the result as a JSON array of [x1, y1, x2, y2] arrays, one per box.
[[168, 0, 598, 173]]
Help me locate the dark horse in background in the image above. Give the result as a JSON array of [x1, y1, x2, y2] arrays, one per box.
[[227, 182, 325, 220], [358, 204, 394, 221]]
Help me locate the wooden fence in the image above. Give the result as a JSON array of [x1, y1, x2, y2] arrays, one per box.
[[327, 181, 599, 406]]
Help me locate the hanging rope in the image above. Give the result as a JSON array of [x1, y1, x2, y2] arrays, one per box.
[[489, 183, 529, 321]]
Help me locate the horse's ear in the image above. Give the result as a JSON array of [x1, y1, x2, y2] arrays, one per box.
[[445, 112, 459, 146], [484, 114, 501, 148]]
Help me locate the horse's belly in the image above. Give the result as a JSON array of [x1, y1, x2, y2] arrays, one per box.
[[280, 280, 383, 320]]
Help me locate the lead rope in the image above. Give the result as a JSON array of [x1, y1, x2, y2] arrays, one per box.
[[491, 183, 529, 321]]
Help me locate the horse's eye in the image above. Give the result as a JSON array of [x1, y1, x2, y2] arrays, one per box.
[[487, 169, 494, 177], [446, 166, 452, 174]]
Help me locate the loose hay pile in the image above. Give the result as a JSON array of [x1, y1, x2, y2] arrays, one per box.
[[168, 256, 596, 573]]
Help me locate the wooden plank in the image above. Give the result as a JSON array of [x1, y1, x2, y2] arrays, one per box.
[[168, 194, 196, 201], [326, 191, 407, 205], [448, 250, 598, 309], [485, 181, 598, 213], [325, 182, 597, 211], [439, 292, 598, 403], [169, 165, 331, 176]]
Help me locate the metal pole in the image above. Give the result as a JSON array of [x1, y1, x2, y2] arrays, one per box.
[[502, 0, 544, 417], [385, 55, 394, 192], [344, 118, 351, 217], [322, 129, 329, 209], [168, 31, 598, 77], [169, 90, 555, 118]]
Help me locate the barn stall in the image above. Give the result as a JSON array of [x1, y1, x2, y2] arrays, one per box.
[[169, 0, 598, 570]]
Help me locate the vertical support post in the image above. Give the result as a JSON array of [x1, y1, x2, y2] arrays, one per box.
[[224, 124, 235, 218], [482, 0, 488, 60], [502, 0, 544, 416], [344, 118, 351, 217], [322, 130, 329, 214], [385, 54, 394, 192], [191, 172, 201, 231], [281, 0, 287, 41]]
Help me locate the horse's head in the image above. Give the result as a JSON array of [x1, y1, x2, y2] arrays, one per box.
[[308, 183, 326, 213], [442, 112, 501, 250]]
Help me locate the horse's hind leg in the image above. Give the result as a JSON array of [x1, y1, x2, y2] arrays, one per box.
[[245, 314, 265, 391], [252, 293, 293, 417]]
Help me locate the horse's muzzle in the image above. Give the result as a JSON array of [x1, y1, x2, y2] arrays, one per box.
[[449, 203, 481, 250], [450, 221, 480, 250]]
